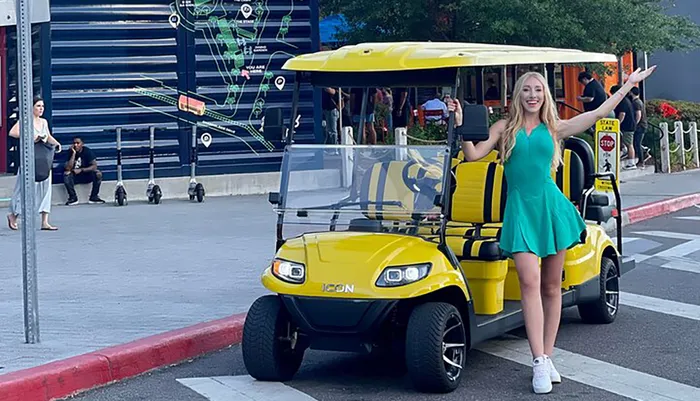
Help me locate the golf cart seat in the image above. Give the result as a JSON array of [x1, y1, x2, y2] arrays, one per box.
[[444, 145, 590, 259], [354, 160, 441, 232], [447, 161, 508, 261]]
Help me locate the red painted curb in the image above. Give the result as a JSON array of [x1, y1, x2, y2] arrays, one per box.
[[625, 192, 700, 225], [0, 313, 246, 401]]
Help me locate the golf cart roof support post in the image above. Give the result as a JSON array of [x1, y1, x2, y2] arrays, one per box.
[[475, 66, 485, 105], [275, 147, 292, 251], [440, 70, 461, 249], [286, 71, 302, 145], [357, 87, 368, 144], [545, 63, 556, 99]]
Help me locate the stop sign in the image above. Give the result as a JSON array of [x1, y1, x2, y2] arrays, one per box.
[[600, 135, 615, 152]]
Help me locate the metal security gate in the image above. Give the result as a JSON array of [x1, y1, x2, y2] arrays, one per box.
[[43, 0, 319, 182]]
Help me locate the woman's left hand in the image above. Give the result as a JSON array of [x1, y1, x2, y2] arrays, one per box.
[[628, 66, 657, 84]]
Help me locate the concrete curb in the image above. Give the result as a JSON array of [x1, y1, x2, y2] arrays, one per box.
[[623, 192, 700, 225], [0, 313, 246, 401]]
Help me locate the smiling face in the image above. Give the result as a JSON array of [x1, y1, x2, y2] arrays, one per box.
[[33, 100, 44, 117], [519, 75, 545, 114]]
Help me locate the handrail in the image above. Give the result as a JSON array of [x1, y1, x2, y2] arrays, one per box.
[[557, 100, 584, 115]]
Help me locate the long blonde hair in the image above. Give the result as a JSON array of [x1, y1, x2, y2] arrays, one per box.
[[499, 72, 563, 171]]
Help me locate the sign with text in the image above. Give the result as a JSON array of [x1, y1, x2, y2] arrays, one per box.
[[594, 118, 620, 193]]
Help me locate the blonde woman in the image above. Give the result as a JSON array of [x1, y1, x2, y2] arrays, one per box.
[[461, 67, 656, 394], [6, 96, 61, 231]]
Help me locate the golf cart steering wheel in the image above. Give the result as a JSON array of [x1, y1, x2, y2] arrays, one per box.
[[401, 160, 441, 194]]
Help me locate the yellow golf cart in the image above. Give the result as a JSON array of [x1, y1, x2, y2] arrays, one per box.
[[241, 42, 635, 393]]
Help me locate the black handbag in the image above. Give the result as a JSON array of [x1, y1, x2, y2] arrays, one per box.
[[34, 141, 55, 182]]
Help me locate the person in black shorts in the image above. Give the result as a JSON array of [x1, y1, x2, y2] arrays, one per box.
[[610, 85, 637, 169], [630, 87, 648, 167], [64, 137, 105, 205]]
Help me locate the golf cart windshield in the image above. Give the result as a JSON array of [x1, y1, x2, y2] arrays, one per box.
[[277, 144, 447, 238]]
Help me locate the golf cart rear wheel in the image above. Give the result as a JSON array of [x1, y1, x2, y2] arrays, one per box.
[[242, 295, 304, 381], [405, 302, 467, 393], [578, 256, 619, 324]]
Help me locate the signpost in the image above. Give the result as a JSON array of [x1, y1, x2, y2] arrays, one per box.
[[594, 118, 620, 193], [17, 0, 40, 343]]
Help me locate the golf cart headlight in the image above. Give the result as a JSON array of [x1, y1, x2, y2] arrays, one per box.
[[272, 259, 305, 284], [376, 263, 431, 287]]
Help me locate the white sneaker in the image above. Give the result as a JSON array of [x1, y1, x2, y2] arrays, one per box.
[[532, 356, 553, 394], [545, 355, 561, 383]]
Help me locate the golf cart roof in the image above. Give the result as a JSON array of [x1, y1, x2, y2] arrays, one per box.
[[282, 42, 618, 73]]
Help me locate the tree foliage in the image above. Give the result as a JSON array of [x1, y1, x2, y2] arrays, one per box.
[[321, 0, 700, 55]]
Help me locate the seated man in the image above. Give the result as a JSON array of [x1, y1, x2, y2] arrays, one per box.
[[421, 91, 449, 124], [64, 137, 105, 205]]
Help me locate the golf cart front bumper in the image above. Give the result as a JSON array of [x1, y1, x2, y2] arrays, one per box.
[[280, 295, 398, 353]]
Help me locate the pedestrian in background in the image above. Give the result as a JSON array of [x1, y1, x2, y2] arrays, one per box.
[[6, 96, 61, 231]]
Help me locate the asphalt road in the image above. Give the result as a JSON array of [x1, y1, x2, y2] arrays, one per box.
[[68, 206, 700, 401]]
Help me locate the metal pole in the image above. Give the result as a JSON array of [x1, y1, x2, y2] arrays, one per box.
[[17, 0, 40, 343]]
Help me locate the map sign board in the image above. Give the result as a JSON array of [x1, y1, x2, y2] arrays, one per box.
[[594, 118, 620, 193]]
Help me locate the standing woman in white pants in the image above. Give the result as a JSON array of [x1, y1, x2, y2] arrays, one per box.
[[6, 96, 61, 231]]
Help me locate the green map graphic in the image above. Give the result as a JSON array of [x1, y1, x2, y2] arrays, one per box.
[[130, 0, 304, 154]]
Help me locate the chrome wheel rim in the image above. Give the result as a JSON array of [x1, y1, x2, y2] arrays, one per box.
[[605, 268, 619, 316], [442, 312, 466, 381]]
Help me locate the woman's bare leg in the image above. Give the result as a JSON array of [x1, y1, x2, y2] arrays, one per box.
[[513, 252, 544, 358], [541, 250, 565, 356]]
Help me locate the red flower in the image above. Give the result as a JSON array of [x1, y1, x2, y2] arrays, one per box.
[[658, 102, 680, 119]]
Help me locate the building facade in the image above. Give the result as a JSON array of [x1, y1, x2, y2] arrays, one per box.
[[645, 0, 700, 102], [1, 0, 321, 181]]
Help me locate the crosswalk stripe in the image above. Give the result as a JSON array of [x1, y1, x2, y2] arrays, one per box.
[[632, 231, 700, 241], [177, 376, 318, 401], [675, 216, 700, 221], [620, 292, 700, 322], [477, 335, 700, 401], [660, 257, 700, 274]]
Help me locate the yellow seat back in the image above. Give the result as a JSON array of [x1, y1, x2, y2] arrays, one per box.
[[450, 161, 506, 224], [359, 161, 421, 220], [550, 149, 585, 203], [456, 149, 499, 163]]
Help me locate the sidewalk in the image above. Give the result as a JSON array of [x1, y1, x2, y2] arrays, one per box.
[[1, 168, 699, 401]]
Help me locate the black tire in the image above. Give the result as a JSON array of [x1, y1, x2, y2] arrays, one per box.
[[405, 302, 467, 393], [578, 256, 619, 324], [153, 186, 162, 204], [196, 184, 204, 202], [242, 295, 304, 381], [116, 189, 125, 206]]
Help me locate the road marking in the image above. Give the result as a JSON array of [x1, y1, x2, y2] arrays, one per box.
[[675, 216, 700, 221], [632, 231, 700, 241], [477, 335, 700, 401], [178, 376, 318, 401], [630, 231, 700, 258], [659, 257, 700, 274], [620, 292, 700, 322]]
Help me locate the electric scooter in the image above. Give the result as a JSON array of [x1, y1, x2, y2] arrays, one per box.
[[146, 126, 162, 204], [187, 125, 205, 202], [114, 127, 128, 206]]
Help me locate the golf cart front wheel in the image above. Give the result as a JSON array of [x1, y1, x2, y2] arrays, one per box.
[[405, 302, 467, 393], [578, 256, 619, 324], [242, 295, 304, 381]]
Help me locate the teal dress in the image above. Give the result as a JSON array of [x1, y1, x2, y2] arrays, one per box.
[[499, 123, 587, 258]]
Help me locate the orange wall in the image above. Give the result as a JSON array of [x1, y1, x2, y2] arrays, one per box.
[[561, 52, 635, 119]]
